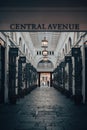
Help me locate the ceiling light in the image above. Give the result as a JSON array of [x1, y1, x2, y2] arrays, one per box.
[[42, 49, 48, 56], [41, 37, 48, 48], [43, 57, 48, 61]]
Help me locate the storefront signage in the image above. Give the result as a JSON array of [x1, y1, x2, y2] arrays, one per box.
[[10, 24, 79, 31], [9, 48, 18, 56], [71, 48, 81, 57], [19, 56, 26, 63], [65, 56, 72, 63]]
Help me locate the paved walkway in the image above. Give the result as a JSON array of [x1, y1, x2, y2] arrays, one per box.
[[0, 86, 87, 130]]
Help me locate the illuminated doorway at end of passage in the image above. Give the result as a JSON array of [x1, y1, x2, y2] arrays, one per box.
[[40, 72, 51, 87]]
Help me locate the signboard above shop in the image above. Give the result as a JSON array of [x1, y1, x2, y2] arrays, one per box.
[[9, 48, 18, 57], [19, 56, 26, 63]]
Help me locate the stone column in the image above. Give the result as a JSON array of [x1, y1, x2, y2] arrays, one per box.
[[4, 35, 9, 103]]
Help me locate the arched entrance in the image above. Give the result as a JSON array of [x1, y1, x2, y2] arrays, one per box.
[[40, 72, 50, 87], [37, 60, 53, 87], [38, 72, 53, 87]]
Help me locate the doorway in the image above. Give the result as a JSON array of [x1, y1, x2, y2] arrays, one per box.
[[40, 72, 51, 87]]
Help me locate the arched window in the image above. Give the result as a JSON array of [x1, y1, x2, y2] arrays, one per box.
[[63, 48, 65, 56], [23, 44, 25, 53], [69, 37, 72, 49], [19, 37, 22, 46], [37, 51, 38, 55]]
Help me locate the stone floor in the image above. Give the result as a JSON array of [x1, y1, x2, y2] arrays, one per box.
[[0, 86, 87, 130]]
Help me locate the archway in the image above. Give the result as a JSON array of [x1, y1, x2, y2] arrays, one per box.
[[37, 60, 53, 87]]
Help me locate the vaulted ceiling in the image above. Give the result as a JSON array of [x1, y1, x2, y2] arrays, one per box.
[[28, 32, 61, 71], [29, 32, 61, 51]]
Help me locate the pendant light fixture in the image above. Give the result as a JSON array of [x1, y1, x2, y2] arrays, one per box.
[[42, 49, 48, 56], [43, 56, 48, 61], [41, 37, 48, 48]]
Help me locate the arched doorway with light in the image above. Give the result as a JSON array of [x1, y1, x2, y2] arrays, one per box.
[[37, 59, 53, 87]]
